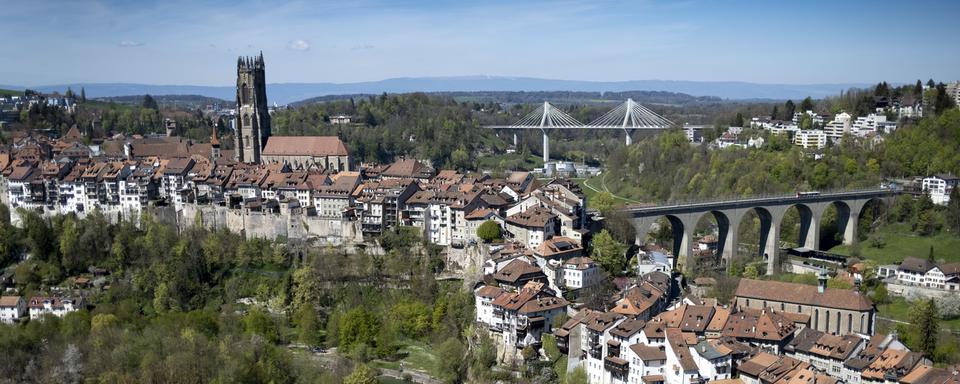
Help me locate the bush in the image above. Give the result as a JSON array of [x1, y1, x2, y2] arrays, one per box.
[[476, 220, 502, 243]]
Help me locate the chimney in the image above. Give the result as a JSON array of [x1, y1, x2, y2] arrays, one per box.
[[123, 142, 133, 161]]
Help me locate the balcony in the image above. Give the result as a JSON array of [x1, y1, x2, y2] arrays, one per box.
[[607, 339, 621, 358], [604, 356, 629, 377], [515, 328, 526, 340], [589, 345, 602, 360]]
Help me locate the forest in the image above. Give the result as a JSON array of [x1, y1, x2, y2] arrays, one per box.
[[0, 207, 486, 383]]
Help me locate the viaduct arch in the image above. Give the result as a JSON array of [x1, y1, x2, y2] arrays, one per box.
[[622, 190, 896, 275]]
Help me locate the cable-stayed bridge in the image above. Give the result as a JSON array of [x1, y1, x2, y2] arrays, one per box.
[[484, 99, 674, 162]]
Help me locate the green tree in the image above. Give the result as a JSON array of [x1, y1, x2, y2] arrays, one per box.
[[590, 230, 627, 274], [451, 146, 470, 171], [142, 94, 159, 110], [296, 306, 322, 347], [592, 192, 617, 214], [344, 364, 378, 384], [800, 96, 814, 112], [243, 308, 279, 343], [947, 187, 960, 234], [871, 284, 889, 305], [435, 337, 466, 384], [913, 299, 939, 357], [339, 307, 380, 353], [80, 87, 86, 103], [476, 220, 502, 243], [784, 100, 796, 120], [291, 266, 321, 314], [470, 332, 497, 380], [743, 263, 760, 279], [567, 366, 589, 384]]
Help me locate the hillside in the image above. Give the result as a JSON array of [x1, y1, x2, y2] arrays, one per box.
[[0, 88, 23, 97], [292, 90, 723, 107], [96, 94, 231, 109], [2, 77, 872, 105]]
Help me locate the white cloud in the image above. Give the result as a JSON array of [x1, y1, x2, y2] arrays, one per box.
[[351, 44, 374, 51], [287, 39, 310, 51], [118, 40, 144, 47]]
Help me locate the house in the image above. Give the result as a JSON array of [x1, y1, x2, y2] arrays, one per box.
[[627, 343, 667, 384], [921, 174, 958, 205], [612, 280, 669, 320], [664, 328, 705, 384], [464, 208, 504, 244], [823, 112, 853, 140], [720, 307, 799, 353], [379, 158, 435, 181], [582, 311, 626, 383], [0, 296, 25, 324], [559, 256, 602, 290], [785, 327, 864, 376], [492, 259, 548, 290], [535, 236, 584, 260], [738, 353, 810, 384], [841, 333, 908, 384], [734, 278, 875, 335], [504, 206, 557, 248], [794, 130, 827, 149], [891, 256, 960, 291], [474, 285, 505, 328], [27, 296, 83, 319], [860, 348, 927, 383], [486, 281, 568, 355]]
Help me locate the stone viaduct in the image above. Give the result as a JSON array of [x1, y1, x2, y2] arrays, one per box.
[[622, 189, 899, 274]]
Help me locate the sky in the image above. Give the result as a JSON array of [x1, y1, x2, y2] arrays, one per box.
[[2, 0, 959, 86]]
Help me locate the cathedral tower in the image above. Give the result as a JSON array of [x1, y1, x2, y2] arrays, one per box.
[[235, 52, 270, 163]]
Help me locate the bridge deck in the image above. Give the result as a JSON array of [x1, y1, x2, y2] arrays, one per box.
[[624, 189, 897, 216]]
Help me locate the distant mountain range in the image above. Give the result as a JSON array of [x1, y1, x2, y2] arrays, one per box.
[[1, 76, 872, 105]]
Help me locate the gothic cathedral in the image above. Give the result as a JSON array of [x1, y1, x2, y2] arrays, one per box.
[[235, 53, 271, 163]]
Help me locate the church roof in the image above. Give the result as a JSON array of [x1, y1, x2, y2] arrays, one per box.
[[736, 279, 874, 311], [261, 136, 349, 157]]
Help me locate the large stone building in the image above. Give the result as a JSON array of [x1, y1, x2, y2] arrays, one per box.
[[261, 136, 351, 171], [734, 277, 876, 336], [234, 53, 351, 170], [235, 53, 271, 164]]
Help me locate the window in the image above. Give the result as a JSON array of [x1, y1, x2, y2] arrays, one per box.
[[825, 310, 830, 333]]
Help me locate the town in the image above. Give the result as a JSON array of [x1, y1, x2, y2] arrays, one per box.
[[2, 1, 960, 382], [1, 51, 959, 384]]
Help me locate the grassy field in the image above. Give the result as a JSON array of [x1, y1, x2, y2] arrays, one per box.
[[575, 176, 637, 206], [369, 340, 439, 377], [828, 223, 960, 265], [0, 89, 22, 97], [878, 297, 960, 331], [475, 152, 543, 171]]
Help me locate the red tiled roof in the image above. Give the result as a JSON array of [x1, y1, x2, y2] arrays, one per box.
[[261, 136, 349, 157], [736, 279, 874, 311]]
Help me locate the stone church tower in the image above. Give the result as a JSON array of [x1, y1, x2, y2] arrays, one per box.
[[235, 52, 271, 163]]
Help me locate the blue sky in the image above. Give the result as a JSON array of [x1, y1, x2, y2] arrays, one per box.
[[2, 0, 959, 86]]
